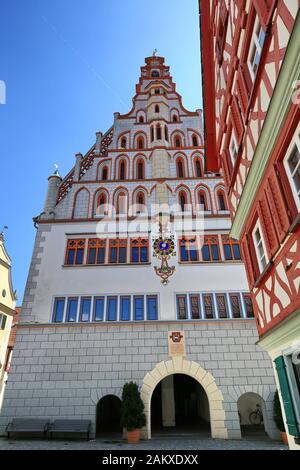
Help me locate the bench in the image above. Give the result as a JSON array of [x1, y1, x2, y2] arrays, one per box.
[[6, 418, 50, 438], [49, 419, 92, 440]]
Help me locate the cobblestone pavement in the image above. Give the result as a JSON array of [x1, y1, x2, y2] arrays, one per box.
[[0, 436, 287, 451]]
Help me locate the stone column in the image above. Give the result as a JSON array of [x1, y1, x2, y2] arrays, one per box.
[[95, 131, 102, 155], [73, 152, 83, 182], [161, 376, 176, 427], [43, 174, 61, 216]]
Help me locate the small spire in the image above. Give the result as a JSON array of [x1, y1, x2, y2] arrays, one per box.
[[0, 225, 8, 241], [53, 163, 60, 177], [152, 48, 157, 57]]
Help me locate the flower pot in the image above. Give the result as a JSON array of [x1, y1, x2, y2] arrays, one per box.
[[127, 428, 141, 444], [280, 431, 288, 445]]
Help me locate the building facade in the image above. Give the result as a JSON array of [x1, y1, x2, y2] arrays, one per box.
[[0, 234, 17, 409], [0, 55, 278, 440], [199, 0, 300, 448]]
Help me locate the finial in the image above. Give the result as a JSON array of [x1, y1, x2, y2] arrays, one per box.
[[0, 225, 8, 240], [152, 48, 157, 57], [53, 163, 60, 177]]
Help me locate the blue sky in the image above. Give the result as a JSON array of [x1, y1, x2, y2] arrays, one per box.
[[0, 0, 202, 302]]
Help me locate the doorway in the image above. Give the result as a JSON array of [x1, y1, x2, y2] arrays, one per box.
[[96, 395, 122, 436]]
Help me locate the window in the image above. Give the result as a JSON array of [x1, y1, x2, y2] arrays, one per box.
[[155, 105, 160, 113], [109, 239, 127, 264], [147, 296, 158, 320], [176, 158, 185, 178], [80, 297, 91, 322], [252, 220, 268, 272], [65, 239, 85, 265], [229, 131, 239, 167], [198, 191, 209, 211], [52, 298, 65, 322], [102, 166, 108, 181], [157, 124, 162, 140], [216, 294, 228, 319], [195, 159, 202, 177], [87, 239, 106, 265], [243, 294, 254, 318], [116, 192, 127, 214], [179, 191, 188, 212], [134, 296, 144, 321], [131, 238, 149, 263], [120, 296, 131, 321], [151, 70, 160, 77], [120, 137, 127, 149], [177, 295, 187, 320], [222, 235, 241, 261], [137, 159, 144, 179], [93, 297, 104, 321], [165, 126, 169, 141], [154, 88, 160, 95], [139, 115, 144, 123], [95, 193, 107, 216], [203, 294, 214, 319], [174, 135, 181, 147], [248, 17, 266, 81], [179, 238, 198, 262], [230, 294, 242, 318], [66, 297, 78, 322], [192, 135, 198, 147], [217, 190, 227, 211], [284, 134, 300, 211], [0, 314, 7, 330], [119, 161, 126, 180], [190, 295, 201, 319], [172, 115, 178, 122], [137, 137, 144, 149], [151, 126, 154, 142], [202, 236, 220, 262], [107, 296, 118, 321]]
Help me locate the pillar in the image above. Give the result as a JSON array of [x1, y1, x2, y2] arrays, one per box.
[[161, 376, 176, 427], [95, 131, 102, 155], [43, 174, 62, 217], [73, 152, 83, 181]]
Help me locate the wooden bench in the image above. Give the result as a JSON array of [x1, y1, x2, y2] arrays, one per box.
[[49, 419, 92, 440], [6, 418, 50, 438]]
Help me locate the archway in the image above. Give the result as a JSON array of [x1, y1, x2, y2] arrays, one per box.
[[96, 395, 122, 436], [237, 392, 268, 439], [151, 374, 211, 436], [141, 358, 227, 439]]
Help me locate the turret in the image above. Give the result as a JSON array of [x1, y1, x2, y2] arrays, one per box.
[[43, 168, 62, 217]]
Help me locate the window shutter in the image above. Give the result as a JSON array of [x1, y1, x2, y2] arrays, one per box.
[[274, 356, 300, 438], [231, 96, 244, 147], [265, 168, 291, 242], [257, 196, 278, 256], [216, 0, 228, 64], [246, 233, 260, 281], [236, 64, 251, 120], [241, 239, 255, 287], [253, 0, 277, 31]]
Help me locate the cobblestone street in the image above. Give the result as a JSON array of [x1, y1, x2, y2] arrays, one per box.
[[0, 436, 287, 451]]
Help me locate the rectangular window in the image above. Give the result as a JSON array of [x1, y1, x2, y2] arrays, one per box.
[[120, 296, 131, 321], [65, 239, 85, 265], [131, 238, 149, 263], [177, 295, 188, 320], [66, 297, 78, 322], [93, 297, 104, 321], [203, 294, 214, 319], [147, 296, 158, 320], [80, 297, 91, 322], [87, 239, 106, 265], [52, 298, 65, 322], [216, 294, 228, 319], [247, 17, 266, 81], [230, 294, 242, 318], [190, 295, 201, 319], [202, 236, 220, 262], [107, 297, 118, 321], [134, 296, 144, 321], [109, 239, 127, 264], [243, 294, 254, 318], [179, 238, 198, 262], [0, 314, 7, 330], [284, 134, 300, 211], [252, 220, 268, 273], [229, 131, 239, 167], [222, 235, 241, 260]]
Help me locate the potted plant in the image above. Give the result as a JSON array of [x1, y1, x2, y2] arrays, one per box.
[[273, 390, 288, 444], [121, 382, 146, 444]]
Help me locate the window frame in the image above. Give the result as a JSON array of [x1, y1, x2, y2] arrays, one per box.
[[283, 132, 300, 212], [133, 295, 144, 321], [247, 16, 266, 82], [176, 294, 188, 320], [146, 295, 158, 321], [87, 238, 106, 265], [201, 235, 221, 262], [252, 219, 269, 273], [93, 296, 105, 321], [229, 130, 239, 168], [52, 297, 66, 323], [202, 293, 215, 319], [229, 293, 242, 319], [108, 239, 127, 264], [106, 296, 118, 321], [179, 237, 199, 263], [65, 239, 86, 266], [130, 238, 149, 264], [66, 297, 79, 322]]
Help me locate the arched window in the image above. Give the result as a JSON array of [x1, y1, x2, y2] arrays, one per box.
[[120, 137, 126, 149], [179, 191, 187, 212], [154, 88, 160, 95], [119, 160, 126, 180], [172, 115, 178, 122], [137, 159, 144, 179], [151, 126, 154, 142], [139, 115, 144, 123], [198, 190, 208, 211], [195, 159, 202, 177], [174, 135, 182, 147], [217, 190, 227, 211], [165, 126, 169, 141], [102, 166, 108, 181], [95, 192, 107, 216], [116, 192, 127, 214], [137, 137, 144, 149], [137, 192, 145, 205], [192, 135, 198, 147], [151, 70, 160, 77], [157, 124, 162, 140], [155, 105, 160, 113], [176, 158, 185, 178]]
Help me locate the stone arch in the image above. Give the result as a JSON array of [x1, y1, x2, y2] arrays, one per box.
[[140, 357, 227, 440]]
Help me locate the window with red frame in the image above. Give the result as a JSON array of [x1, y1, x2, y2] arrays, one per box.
[[222, 235, 241, 260], [217, 190, 227, 211], [195, 159, 202, 177], [179, 237, 198, 262], [179, 191, 188, 212], [109, 239, 127, 264], [87, 239, 106, 265], [215, 0, 229, 65], [95, 192, 107, 216], [137, 159, 144, 179], [131, 238, 149, 263], [65, 239, 85, 265], [120, 137, 127, 149], [116, 192, 127, 214], [102, 166, 108, 181], [136, 192, 145, 210], [119, 160, 126, 180], [201, 235, 220, 262], [174, 135, 182, 147], [137, 137, 144, 149], [176, 158, 185, 178], [192, 135, 198, 147], [157, 124, 162, 140], [198, 190, 209, 211]]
